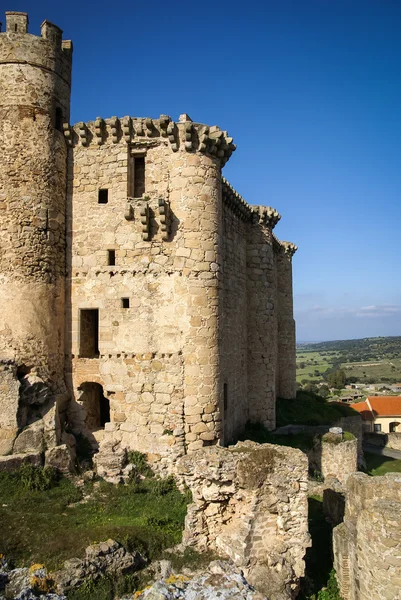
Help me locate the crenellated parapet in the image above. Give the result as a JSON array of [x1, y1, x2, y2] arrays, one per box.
[[0, 12, 72, 73], [252, 205, 281, 229], [222, 178, 253, 221], [63, 114, 236, 165], [281, 241, 298, 258]]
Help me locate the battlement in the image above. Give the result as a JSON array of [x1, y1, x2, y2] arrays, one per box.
[[0, 11, 72, 59], [64, 114, 235, 165]]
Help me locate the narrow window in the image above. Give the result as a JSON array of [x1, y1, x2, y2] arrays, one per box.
[[98, 189, 108, 204], [107, 250, 115, 266], [121, 298, 130, 309], [14, 24, 18, 32], [224, 383, 228, 411], [55, 107, 63, 131], [134, 156, 145, 197], [79, 309, 99, 358]]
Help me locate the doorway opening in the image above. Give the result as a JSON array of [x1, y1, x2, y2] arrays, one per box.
[[79, 382, 110, 430]]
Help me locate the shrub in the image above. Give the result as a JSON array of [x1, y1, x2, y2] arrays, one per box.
[[147, 475, 176, 496], [127, 451, 154, 478], [18, 465, 58, 491]]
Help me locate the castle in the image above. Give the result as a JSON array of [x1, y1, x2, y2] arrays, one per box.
[[0, 12, 297, 466]]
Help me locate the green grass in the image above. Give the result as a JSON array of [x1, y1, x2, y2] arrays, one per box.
[[364, 452, 401, 476], [0, 468, 189, 571], [276, 391, 358, 427], [239, 421, 316, 451]]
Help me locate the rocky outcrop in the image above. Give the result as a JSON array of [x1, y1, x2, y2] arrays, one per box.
[[134, 560, 267, 600], [175, 441, 310, 600], [53, 538, 144, 593]]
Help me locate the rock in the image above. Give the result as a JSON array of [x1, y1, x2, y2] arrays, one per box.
[[53, 539, 145, 593], [0, 428, 18, 456], [45, 445, 75, 474], [19, 374, 52, 406], [13, 421, 44, 454], [135, 561, 267, 599], [93, 440, 127, 483], [0, 453, 42, 472]]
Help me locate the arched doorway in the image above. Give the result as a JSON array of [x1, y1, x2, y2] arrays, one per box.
[[79, 382, 110, 430]]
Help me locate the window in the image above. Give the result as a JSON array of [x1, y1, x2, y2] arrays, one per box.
[[134, 156, 145, 198], [374, 424, 382, 433], [55, 107, 63, 131], [98, 189, 108, 204], [79, 309, 99, 358], [121, 298, 130, 309], [390, 422, 400, 433], [223, 383, 228, 411], [107, 250, 115, 266], [14, 24, 18, 32]]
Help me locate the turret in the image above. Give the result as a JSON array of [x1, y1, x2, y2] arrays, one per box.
[[0, 12, 72, 391]]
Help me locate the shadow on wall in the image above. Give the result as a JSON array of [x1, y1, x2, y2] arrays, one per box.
[[66, 381, 110, 449]]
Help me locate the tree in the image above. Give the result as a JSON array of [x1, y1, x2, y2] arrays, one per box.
[[326, 369, 347, 389]]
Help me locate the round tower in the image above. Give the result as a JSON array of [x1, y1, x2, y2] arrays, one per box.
[[0, 12, 72, 390]]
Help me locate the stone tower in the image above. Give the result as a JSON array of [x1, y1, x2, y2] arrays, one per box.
[[0, 12, 72, 392]]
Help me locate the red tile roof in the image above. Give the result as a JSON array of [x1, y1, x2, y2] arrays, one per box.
[[353, 396, 401, 420], [352, 401, 374, 421]]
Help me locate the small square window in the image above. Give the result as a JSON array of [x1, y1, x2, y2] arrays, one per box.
[[98, 189, 108, 204], [374, 424, 382, 432], [121, 298, 130, 309], [108, 250, 115, 266]]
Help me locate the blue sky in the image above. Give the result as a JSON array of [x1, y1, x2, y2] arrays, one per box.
[[11, 0, 401, 341]]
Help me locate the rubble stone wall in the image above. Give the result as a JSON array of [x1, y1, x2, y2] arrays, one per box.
[[320, 437, 358, 485], [176, 441, 310, 600], [333, 472, 401, 600]]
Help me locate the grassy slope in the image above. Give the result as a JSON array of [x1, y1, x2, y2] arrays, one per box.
[[364, 452, 401, 476], [276, 392, 357, 427], [0, 473, 189, 570]]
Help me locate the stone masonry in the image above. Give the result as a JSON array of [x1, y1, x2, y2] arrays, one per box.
[[333, 472, 401, 600], [0, 12, 298, 466], [175, 441, 310, 600]]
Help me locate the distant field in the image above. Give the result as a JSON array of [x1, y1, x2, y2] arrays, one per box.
[[296, 336, 401, 385]]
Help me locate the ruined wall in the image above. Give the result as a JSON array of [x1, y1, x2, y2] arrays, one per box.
[[333, 472, 401, 600], [176, 441, 310, 600], [308, 433, 358, 485], [0, 13, 71, 391], [320, 436, 358, 485]]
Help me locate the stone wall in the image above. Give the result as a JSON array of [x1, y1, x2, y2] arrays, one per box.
[[220, 204, 248, 444], [386, 432, 401, 450], [276, 246, 297, 399], [308, 434, 358, 484], [333, 472, 401, 600], [0, 14, 71, 392], [175, 441, 310, 600], [0, 10, 299, 466], [320, 435, 358, 485], [65, 115, 298, 461]]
